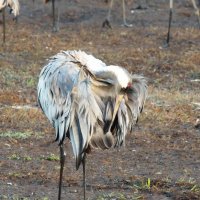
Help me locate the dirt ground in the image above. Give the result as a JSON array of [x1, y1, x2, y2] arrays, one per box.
[[0, 0, 200, 199]]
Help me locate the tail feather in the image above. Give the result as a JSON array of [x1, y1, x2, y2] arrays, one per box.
[[128, 75, 147, 123], [69, 118, 83, 169], [69, 70, 104, 169], [89, 129, 114, 150]]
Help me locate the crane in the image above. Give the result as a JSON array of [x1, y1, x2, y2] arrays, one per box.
[[166, 0, 200, 46], [103, 0, 133, 28], [0, 0, 19, 43], [37, 50, 147, 200]]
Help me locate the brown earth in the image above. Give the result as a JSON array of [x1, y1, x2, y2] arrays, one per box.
[[0, 0, 200, 199]]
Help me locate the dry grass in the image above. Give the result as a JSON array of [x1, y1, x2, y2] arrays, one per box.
[[0, 0, 200, 199]]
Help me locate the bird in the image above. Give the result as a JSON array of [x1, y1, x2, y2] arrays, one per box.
[[165, 0, 200, 46], [0, 0, 20, 43], [37, 50, 147, 200], [103, 0, 133, 28]]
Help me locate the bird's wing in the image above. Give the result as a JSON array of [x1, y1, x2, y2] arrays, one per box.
[[114, 75, 147, 147], [37, 54, 77, 145], [127, 75, 147, 124], [115, 98, 130, 146]]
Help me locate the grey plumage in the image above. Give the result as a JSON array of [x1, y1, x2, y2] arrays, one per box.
[[37, 50, 147, 199]]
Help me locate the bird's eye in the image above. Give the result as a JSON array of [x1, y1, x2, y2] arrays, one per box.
[[127, 82, 132, 88]]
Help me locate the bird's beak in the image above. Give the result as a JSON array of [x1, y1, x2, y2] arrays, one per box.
[[108, 94, 124, 132]]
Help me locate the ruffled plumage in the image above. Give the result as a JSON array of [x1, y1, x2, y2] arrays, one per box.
[[38, 50, 147, 169]]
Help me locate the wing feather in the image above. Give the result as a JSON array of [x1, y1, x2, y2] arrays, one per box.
[[127, 75, 147, 127], [68, 69, 108, 169]]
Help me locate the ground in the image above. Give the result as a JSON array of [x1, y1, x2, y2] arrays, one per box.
[[0, 0, 200, 199]]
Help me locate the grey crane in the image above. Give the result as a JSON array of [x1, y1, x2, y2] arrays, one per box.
[[103, 0, 133, 28], [166, 0, 200, 46], [37, 50, 147, 200], [0, 0, 19, 43]]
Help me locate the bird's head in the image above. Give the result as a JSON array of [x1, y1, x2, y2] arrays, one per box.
[[107, 65, 132, 90]]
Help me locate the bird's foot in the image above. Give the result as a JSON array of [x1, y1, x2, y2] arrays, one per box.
[[52, 26, 59, 33], [161, 42, 170, 49], [122, 22, 133, 28], [102, 19, 112, 29], [132, 5, 148, 11]]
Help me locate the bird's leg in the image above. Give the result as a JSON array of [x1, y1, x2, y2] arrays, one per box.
[[31, 0, 35, 17], [165, 0, 173, 47], [102, 0, 113, 28], [52, 0, 58, 32], [191, 0, 200, 29], [107, 0, 113, 22], [52, 0, 55, 31], [82, 153, 87, 200], [58, 144, 66, 200], [122, 0, 132, 27], [56, 4, 60, 32], [2, 8, 5, 43]]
